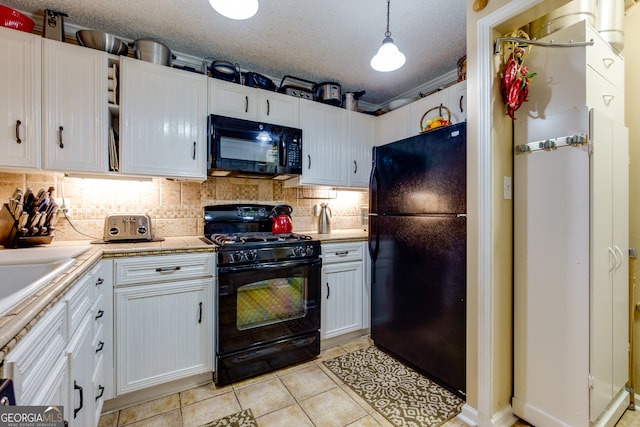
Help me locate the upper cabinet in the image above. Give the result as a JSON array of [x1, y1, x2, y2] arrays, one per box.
[[0, 27, 41, 171], [376, 105, 411, 146], [42, 39, 108, 173], [119, 57, 207, 180], [347, 111, 376, 188], [208, 78, 299, 127]]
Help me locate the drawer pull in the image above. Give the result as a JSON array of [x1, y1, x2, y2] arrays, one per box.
[[326, 282, 330, 299], [95, 385, 105, 401], [73, 381, 83, 418], [95, 309, 104, 320], [155, 266, 181, 273], [602, 57, 615, 69], [95, 340, 104, 353], [602, 94, 615, 106], [335, 251, 349, 256], [58, 126, 64, 149], [198, 302, 203, 324], [95, 277, 104, 286], [15, 120, 22, 144]]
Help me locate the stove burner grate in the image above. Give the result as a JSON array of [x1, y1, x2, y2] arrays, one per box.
[[207, 232, 312, 247]]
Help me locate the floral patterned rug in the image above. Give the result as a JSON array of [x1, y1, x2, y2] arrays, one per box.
[[323, 346, 464, 427], [200, 409, 258, 427]]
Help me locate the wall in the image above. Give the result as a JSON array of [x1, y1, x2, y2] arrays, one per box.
[[622, 3, 640, 397], [0, 171, 367, 241]]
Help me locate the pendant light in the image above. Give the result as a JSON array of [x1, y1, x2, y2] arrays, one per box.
[[370, 0, 406, 72], [209, 0, 259, 20]]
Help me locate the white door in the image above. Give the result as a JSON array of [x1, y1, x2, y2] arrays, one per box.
[[258, 89, 300, 127], [377, 106, 411, 145], [347, 111, 376, 188], [0, 27, 41, 170], [321, 261, 363, 339], [42, 39, 108, 173], [448, 81, 467, 124], [208, 78, 258, 120], [120, 57, 207, 179], [67, 314, 95, 427]]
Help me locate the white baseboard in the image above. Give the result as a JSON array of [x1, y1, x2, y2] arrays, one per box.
[[491, 405, 518, 427], [592, 389, 630, 427], [457, 403, 478, 426]]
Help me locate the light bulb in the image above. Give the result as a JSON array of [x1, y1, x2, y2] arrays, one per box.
[[370, 37, 406, 72], [209, 0, 259, 20]]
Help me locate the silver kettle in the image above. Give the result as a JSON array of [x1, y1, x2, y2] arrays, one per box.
[[317, 203, 332, 234]]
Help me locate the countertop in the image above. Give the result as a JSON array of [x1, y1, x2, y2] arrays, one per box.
[[0, 230, 367, 359]]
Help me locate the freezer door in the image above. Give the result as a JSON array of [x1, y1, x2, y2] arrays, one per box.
[[369, 214, 466, 396], [370, 123, 466, 215]]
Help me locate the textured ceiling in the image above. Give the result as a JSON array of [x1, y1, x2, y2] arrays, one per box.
[[2, 0, 467, 107]]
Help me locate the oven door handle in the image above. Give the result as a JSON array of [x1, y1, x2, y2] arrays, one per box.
[[218, 258, 321, 274]]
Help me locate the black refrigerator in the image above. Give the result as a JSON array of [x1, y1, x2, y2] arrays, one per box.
[[369, 122, 466, 397]]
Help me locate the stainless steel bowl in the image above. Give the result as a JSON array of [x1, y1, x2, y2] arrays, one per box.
[[133, 38, 172, 66], [76, 30, 128, 55]]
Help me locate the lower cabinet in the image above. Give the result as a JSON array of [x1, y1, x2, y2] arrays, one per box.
[[67, 313, 95, 427], [321, 242, 365, 339], [113, 253, 213, 395]]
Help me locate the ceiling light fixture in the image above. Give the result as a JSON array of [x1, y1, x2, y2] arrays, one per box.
[[370, 0, 405, 72], [209, 0, 259, 20]]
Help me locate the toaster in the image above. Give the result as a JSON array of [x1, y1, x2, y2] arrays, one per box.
[[103, 213, 152, 242]]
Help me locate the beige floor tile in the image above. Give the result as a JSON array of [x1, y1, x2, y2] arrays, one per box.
[[299, 387, 367, 427], [231, 371, 277, 390], [317, 344, 347, 362], [120, 409, 182, 427], [279, 364, 338, 401], [369, 411, 396, 427], [98, 410, 119, 427], [346, 414, 384, 426], [180, 381, 232, 406], [118, 394, 180, 426], [255, 403, 314, 427], [235, 377, 296, 418], [314, 360, 345, 386], [340, 336, 372, 353], [339, 384, 376, 413], [181, 391, 241, 427]]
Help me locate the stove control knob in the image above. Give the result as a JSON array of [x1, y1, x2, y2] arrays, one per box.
[[229, 252, 243, 263], [246, 250, 258, 261], [305, 245, 315, 256], [292, 246, 304, 257]]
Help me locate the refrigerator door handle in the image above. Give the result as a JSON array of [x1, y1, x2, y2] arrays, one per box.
[[368, 215, 379, 262], [457, 214, 467, 218]]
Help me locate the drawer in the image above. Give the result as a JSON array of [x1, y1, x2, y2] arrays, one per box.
[[91, 262, 108, 298], [65, 275, 93, 336], [92, 293, 105, 329], [322, 242, 364, 264], [93, 355, 105, 427], [586, 26, 624, 88], [587, 67, 624, 122], [114, 253, 214, 286], [93, 324, 105, 361]]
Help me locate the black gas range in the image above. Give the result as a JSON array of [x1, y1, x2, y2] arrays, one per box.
[[202, 204, 322, 385]]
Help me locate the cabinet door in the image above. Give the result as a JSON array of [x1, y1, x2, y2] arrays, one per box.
[[42, 39, 108, 173], [410, 89, 449, 137], [258, 89, 300, 127], [347, 111, 376, 188], [67, 313, 95, 427], [376, 105, 411, 145], [299, 100, 348, 186], [321, 261, 363, 339], [0, 27, 41, 170], [208, 78, 258, 120], [448, 81, 467, 124], [115, 278, 212, 394], [120, 57, 207, 179]]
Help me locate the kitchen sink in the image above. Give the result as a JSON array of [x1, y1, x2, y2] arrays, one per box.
[[0, 246, 91, 315]]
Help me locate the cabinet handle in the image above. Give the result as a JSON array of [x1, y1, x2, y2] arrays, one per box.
[[245, 95, 249, 113], [326, 282, 330, 299], [155, 266, 181, 273], [198, 302, 203, 324], [193, 141, 197, 160], [608, 247, 616, 270], [614, 245, 624, 269], [95, 277, 104, 286], [307, 154, 311, 170], [95, 385, 105, 401], [602, 57, 615, 69], [15, 120, 22, 144], [335, 251, 349, 256], [73, 380, 83, 418], [95, 309, 104, 320], [353, 160, 358, 174], [266, 99, 270, 116], [602, 94, 615, 106], [95, 341, 104, 354], [58, 126, 64, 148], [459, 95, 464, 113]]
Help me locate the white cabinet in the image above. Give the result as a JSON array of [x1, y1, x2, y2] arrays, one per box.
[[448, 80, 467, 124], [298, 100, 348, 186], [409, 81, 467, 137], [347, 111, 376, 188], [0, 27, 41, 171], [120, 57, 207, 179], [321, 242, 365, 339], [114, 253, 214, 395], [42, 39, 108, 173], [376, 105, 411, 145], [67, 313, 94, 427], [208, 78, 299, 127]]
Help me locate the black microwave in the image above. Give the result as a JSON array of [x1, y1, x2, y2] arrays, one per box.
[[208, 114, 302, 179]]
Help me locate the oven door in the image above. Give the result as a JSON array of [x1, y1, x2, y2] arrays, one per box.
[[216, 257, 321, 384]]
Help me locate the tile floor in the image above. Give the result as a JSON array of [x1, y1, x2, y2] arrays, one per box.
[[96, 335, 632, 427]]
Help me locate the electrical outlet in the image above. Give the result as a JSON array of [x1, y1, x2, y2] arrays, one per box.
[[503, 176, 512, 200], [54, 197, 71, 218]]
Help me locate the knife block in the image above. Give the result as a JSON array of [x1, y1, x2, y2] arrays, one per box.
[[0, 204, 54, 248]]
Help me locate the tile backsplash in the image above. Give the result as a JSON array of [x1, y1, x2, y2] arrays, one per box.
[[0, 172, 367, 241]]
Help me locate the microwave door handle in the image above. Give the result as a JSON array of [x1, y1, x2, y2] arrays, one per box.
[[279, 137, 286, 167]]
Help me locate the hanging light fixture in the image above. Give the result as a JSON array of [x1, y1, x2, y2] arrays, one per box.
[[370, 0, 405, 72], [209, 0, 259, 20]]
